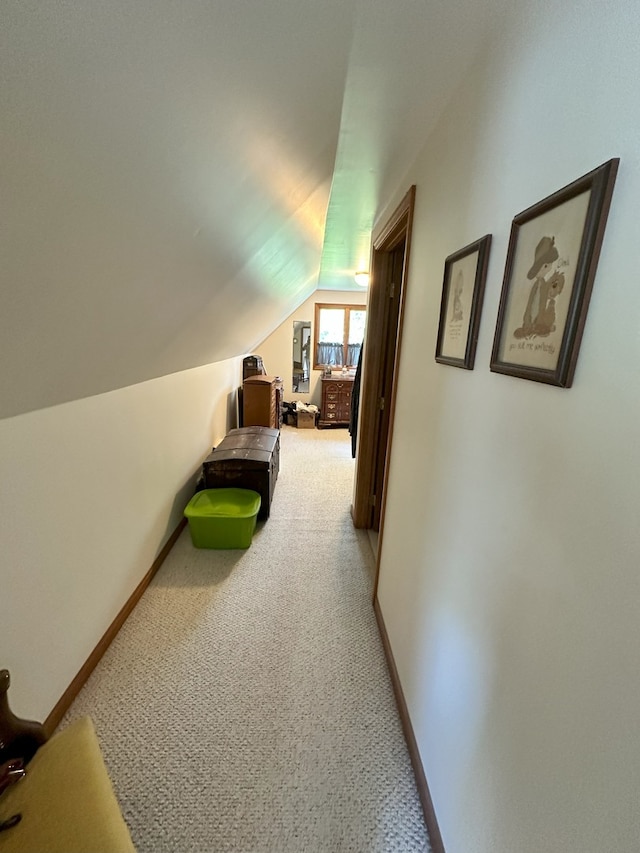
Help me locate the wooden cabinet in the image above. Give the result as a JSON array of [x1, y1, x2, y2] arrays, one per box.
[[319, 376, 354, 428], [243, 375, 283, 429]]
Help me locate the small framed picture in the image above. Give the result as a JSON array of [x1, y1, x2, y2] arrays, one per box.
[[490, 158, 619, 387], [435, 234, 492, 369]]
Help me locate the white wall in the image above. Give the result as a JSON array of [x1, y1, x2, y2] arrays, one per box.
[[376, 2, 640, 852], [256, 289, 368, 407], [0, 2, 355, 420], [0, 359, 240, 720]]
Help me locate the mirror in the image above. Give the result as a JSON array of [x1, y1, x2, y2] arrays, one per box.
[[292, 320, 311, 393]]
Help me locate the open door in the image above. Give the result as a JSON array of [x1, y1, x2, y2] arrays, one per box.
[[352, 186, 415, 535]]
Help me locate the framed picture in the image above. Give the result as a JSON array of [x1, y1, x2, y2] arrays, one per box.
[[490, 158, 619, 387], [435, 234, 492, 369]]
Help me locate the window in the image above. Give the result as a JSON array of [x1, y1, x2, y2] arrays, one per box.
[[313, 303, 366, 370]]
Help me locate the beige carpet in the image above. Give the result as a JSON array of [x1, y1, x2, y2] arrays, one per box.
[[63, 426, 431, 852]]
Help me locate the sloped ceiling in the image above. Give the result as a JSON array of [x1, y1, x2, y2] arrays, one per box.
[[1, 0, 506, 419]]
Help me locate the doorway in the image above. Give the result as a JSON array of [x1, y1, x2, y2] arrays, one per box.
[[352, 186, 416, 541]]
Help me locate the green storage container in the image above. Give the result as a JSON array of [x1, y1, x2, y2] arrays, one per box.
[[184, 488, 261, 549]]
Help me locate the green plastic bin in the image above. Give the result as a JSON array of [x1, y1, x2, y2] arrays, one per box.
[[184, 488, 262, 549]]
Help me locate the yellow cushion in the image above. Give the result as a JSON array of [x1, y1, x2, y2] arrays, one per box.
[[0, 716, 135, 853]]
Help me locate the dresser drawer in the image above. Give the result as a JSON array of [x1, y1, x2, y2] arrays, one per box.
[[319, 375, 355, 428]]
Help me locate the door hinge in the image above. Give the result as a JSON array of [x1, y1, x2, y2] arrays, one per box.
[[389, 281, 396, 298], [371, 494, 377, 507], [379, 396, 385, 410]]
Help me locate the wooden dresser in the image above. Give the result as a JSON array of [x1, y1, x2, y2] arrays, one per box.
[[318, 375, 354, 428], [243, 375, 283, 429]]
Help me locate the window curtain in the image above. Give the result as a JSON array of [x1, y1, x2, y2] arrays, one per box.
[[316, 342, 344, 366], [347, 343, 361, 367]]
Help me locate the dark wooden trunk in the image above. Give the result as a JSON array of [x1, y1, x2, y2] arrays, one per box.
[[202, 427, 280, 520]]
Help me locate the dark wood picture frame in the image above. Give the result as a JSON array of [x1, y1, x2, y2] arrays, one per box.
[[490, 158, 619, 387], [435, 234, 491, 369]]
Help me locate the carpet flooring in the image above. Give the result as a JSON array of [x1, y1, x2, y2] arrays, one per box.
[[63, 426, 431, 852]]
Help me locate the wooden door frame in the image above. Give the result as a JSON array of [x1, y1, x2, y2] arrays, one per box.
[[352, 186, 415, 542]]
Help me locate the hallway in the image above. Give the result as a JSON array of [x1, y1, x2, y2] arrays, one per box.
[[62, 426, 430, 852]]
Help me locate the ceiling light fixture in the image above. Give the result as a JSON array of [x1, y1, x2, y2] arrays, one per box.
[[354, 271, 370, 287]]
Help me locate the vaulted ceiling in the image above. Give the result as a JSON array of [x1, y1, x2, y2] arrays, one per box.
[[1, 0, 507, 418]]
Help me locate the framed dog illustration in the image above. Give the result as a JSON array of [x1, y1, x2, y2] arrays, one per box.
[[435, 234, 491, 369], [490, 158, 619, 387]]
